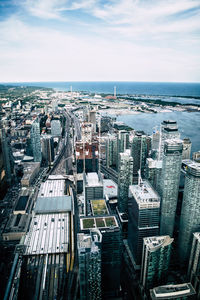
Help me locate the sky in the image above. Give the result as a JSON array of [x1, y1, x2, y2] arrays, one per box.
[[0, 0, 200, 82]]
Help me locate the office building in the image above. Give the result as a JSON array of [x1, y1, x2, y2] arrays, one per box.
[[80, 215, 121, 297], [118, 150, 133, 213], [30, 119, 42, 163], [193, 151, 200, 163], [179, 161, 200, 264], [128, 180, 160, 267], [188, 232, 200, 299], [41, 134, 54, 166], [182, 138, 192, 159], [51, 119, 62, 136], [141, 236, 173, 290], [76, 141, 99, 173], [83, 172, 103, 215], [160, 139, 183, 237], [160, 120, 180, 158], [0, 128, 13, 186], [131, 132, 151, 183], [88, 110, 96, 133], [77, 230, 102, 300], [106, 135, 117, 169]]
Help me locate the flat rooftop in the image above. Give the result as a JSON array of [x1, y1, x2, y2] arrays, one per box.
[[91, 199, 108, 216], [35, 196, 71, 213], [15, 196, 29, 211], [150, 283, 196, 299], [103, 179, 118, 199], [84, 172, 103, 187], [38, 179, 65, 197], [129, 180, 160, 208], [80, 216, 118, 230], [24, 213, 70, 255], [144, 236, 173, 252]]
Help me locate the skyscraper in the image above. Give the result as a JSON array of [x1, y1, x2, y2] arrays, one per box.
[[106, 135, 117, 169], [141, 236, 173, 290], [146, 158, 162, 191], [30, 119, 42, 163], [41, 135, 54, 166], [77, 230, 102, 300], [128, 180, 160, 267], [51, 119, 62, 137], [160, 139, 183, 237], [188, 232, 200, 299], [179, 161, 200, 263], [117, 130, 129, 170], [0, 128, 13, 186], [131, 132, 151, 183], [118, 149, 133, 213], [160, 120, 180, 159]]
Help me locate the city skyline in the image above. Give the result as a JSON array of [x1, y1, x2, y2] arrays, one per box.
[[0, 0, 200, 82]]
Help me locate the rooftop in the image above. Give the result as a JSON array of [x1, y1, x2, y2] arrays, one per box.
[[35, 196, 71, 213], [90, 199, 108, 216], [38, 179, 65, 197], [80, 216, 118, 230], [129, 180, 160, 207], [24, 213, 70, 255], [150, 283, 196, 299], [103, 179, 118, 199], [84, 172, 103, 187], [144, 236, 174, 252]]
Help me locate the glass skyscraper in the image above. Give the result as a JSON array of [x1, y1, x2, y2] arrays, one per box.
[[141, 235, 173, 290], [179, 161, 200, 263], [118, 149, 133, 213], [160, 139, 183, 237], [188, 232, 200, 299], [30, 119, 42, 163], [77, 230, 102, 300]]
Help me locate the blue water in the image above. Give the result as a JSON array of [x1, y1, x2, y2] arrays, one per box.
[[3, 81, 200, 98], [117, 111, 200, 154]]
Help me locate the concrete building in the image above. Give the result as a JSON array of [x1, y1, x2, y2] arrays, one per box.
[[128, 180, 160, 267], [21, 162, 40, 187], [106, 135, 117, 169], [188, 232, 200, 299], [83, 172, 103, 216], [179, 161, 200, 264], [77, 230, 102, 300], [141, 236, 173, 290], [30, 119, 42, 163], [118, 150, 133, 213], [160, 139, 183, 237], [0, 128, 14, 185]]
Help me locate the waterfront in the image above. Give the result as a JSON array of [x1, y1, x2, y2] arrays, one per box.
[[117, 111, 200, 153]]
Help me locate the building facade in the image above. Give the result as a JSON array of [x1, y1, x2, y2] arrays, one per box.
[[188, 232, 200, 299], [160, 139, 183, 237], [30, 119, 42, 163]]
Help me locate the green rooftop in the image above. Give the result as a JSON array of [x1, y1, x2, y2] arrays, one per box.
[[91, 199, 108, 216], [81, 216, 117, 230]]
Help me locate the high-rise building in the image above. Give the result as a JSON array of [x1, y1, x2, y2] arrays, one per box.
[[128, 180, 160, 267], [193, 151, 200, 163], [0, 128, 13, 186], [83, 172, 103, 215], [80, 215, 121, 298], [141, 236, 173, 290], [188, 232, 200, 299], [77, 229, 102, 300], [160, 120, 180, 158], [182, 137, 192, 160], [131, 132, 151, 183], [41, 135, 54, 166], [88, 110, 96, 133], [179, 161, 200, 263], [116, 130, 129, 170], [51, 119, 62, 137], [30, 119, 42, 163], [106, 135, 117, 169], [160, 139, 183, 237], [146, 158, 162, 191], [118, 150, 133, 213]]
